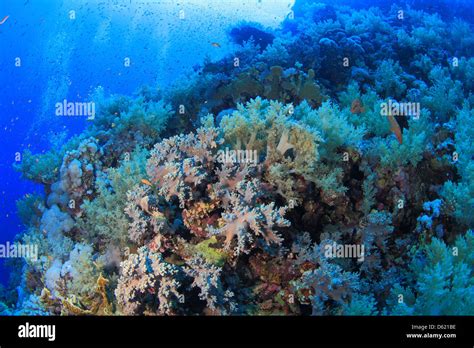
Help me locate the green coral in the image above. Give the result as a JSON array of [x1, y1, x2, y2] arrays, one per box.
[[116, 99, 171, 140], [220, 97, 270, 151], [341, 294, 379, 315], [89, 86, 173, 152], [14, 136, 81, 184], [258, 37, 291, 66], [421, 66, 464, 121], [411, 12, 446, 49], [340, 7, 391, 35], [361, 172, 377, 215], [450, 57, 474, 93], [295, 100, 365, 158], [220, 98, 323, 202], [16, 193, 44, 227], [220, 97, 365, 200], [441, 105, 474, 227], [79, 147, 149, 247], [220, 98, 322, 166], [191, 236, 229, 267], [369, 108, 432, 169], [442, 180, 474, 228], [388, 231, 474, 315], [340, 81, 390, 137], [374, 60, 407, 99]]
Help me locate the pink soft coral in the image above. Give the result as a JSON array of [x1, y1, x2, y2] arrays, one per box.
[[212, 179, 289, 255]]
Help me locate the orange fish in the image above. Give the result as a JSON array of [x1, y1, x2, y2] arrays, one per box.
[[387, 114, 403, 144], [211, 42, 221, 48], [350, 98, 365, 114], [141, 179, 153, 186], [0, 15, 9, 25]]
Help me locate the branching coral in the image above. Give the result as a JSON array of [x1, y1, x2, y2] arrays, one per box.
[[184, 256, 235, 314], [9, 0, 474, 318], [421, 66, 464, 122], [374, 60, 407, 100], [388, 231, 474, 315], [220, 98, 323, 202], [295, 100, 365, 158], [144, 114, 291, 255], [369, 109, 432, 169], [79, 147, 148, 247], [210, 179, 290, 255], [292, 253, 361, 315], [115, 247, 183, 315], [441, 104, 474, 228]]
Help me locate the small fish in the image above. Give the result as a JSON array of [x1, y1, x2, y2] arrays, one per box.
[[211, 42, 221, 48], [141, 178, 153, 186], [350, 98, 365, 114], [387, 114, 403, 144], [139, 196, 150, 213], [0, 15, 9, 25]]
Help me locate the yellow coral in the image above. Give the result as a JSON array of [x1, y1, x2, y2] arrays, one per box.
[[191, 236, 229, 267], [60, 273, 112, 316], [183, 201, 219, 237]]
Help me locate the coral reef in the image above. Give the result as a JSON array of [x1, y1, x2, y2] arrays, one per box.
[[6, 0, 474, 316], [388, 231, 474, 315]]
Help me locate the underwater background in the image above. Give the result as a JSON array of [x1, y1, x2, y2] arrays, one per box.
[[0, 0, 473, 315], [0, 0, 292, 284]]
